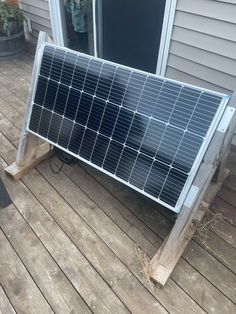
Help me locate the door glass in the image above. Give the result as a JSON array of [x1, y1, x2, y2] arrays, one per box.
[[63, 0, 94, 55], [97, 0, 166, 73]]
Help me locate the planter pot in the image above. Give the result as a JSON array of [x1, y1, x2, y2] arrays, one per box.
[[0, 30, 25, 59]]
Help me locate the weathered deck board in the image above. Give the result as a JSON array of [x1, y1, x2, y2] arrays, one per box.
[[1, 55, 236, 314], [0, 285, 16, 314], [0, 133, 167, 314], [83, 164, 236, 304], [0, 200, 91, 314], [0, 229, 53, 314], [225, 174, 236, 191], [0, 108, 235, 309], [195, 230, 236, 272], [171, 260, 236, 314], [37, 161, 205, 314], [218, 186, 236, 208], [56, 160, 236, 311], [0, 113, 206, 314], [0, 164, 129, 313], [0, 100, 23, 130], [211, 196, 236, 227], [209, 209, 236, 248]]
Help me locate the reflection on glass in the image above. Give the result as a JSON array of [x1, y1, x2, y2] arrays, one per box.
[[64, 0, 93, 54]]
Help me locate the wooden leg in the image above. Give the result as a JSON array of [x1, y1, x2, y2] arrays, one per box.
[[149, 172, 228, 286], [149, 95, 236, 286], [5, 32, 53, 181], [5, 142, 52, 181]]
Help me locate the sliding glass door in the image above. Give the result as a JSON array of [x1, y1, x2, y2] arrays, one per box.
[[49, 0, 176, 75]]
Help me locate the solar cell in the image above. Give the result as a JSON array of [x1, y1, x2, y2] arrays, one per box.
[[28, 43, 229, 212]]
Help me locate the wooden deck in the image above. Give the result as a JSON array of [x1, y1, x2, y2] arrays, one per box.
[[0, 54, 236, 314]]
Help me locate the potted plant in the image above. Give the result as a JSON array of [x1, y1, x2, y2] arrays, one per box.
[[0, 1, 25, 58]]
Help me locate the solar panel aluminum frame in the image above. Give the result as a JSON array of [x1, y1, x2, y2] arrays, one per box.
[[26, 42, 230, 213]]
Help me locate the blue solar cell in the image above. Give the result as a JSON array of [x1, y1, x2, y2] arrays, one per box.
[[129, 154, 153, 190], [116, 147, 138, 181], [50, 49, 66, 81], [35, 76, 47, 106], [60, 52, 77, 86], [64, 88, 81, 120], [40, 45, 54, 77], [87, 98, 106, 131], [91, 134, 110, 167], [103, 141, 123, 174], [28, 44, 227, 212], [75, 93, 93, 125], [54, 84, 70, 115], [38, 108, 52, 138], [68, 123, 85, 154], [44, 79, 58, 110], [112, 108, 134, 143], [58, 118, 74, 148], [79, 129, 97, 160], [99, 102, 119, 137], [29, 104, 42, 132], [47, 113, 62, 143]]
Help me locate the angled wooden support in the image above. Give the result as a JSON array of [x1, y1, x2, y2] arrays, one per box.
[[5, 32, 53, 180], [149, 93, 236, 286]]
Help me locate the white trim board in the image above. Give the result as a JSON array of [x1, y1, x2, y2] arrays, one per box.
[[156, 0, 177, 76]]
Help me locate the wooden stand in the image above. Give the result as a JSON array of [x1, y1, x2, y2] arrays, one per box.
[[5, 32, 52, 181], [149, 94, 236, 286], [4, 31, 236, 287]]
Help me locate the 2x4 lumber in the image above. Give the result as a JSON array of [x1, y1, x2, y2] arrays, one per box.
[[5, 142, 52, 181], [1, 103, 236, 311], [83, 161, 236, 303], [4, 32, 52, 180], [0, 158, 129, 314], [1, 132, 167, 314], [149, 94, 236, 286]]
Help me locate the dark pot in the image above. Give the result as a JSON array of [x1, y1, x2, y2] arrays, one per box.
[[0, 30, 25, 59]]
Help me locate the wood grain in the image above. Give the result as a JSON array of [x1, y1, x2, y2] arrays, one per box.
[[0, 160, 129, 314], [0, 229, 53, 314], [85, 162, 236, 304], [0, 133, 166, 314], [211, 196, 236, 226], [37, 160, 205, 314], [0, 285, 16, 314], [0, 202, 92, 314]]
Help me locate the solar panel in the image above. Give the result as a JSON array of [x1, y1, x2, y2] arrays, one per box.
[[27, 43, 229, 212]]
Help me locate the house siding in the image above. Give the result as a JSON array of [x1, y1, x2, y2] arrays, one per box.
[[165, 0, 236, 95], [19, 0, 52, 39]]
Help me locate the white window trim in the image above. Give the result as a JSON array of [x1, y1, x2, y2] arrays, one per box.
[[48, 0, 67, 47], [156, 0, 177, 76], [48, 0, 176, 75]]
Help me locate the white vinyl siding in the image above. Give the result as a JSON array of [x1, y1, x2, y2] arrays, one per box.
[[19, 0, 52, 39], [165, 0, 236, 95]]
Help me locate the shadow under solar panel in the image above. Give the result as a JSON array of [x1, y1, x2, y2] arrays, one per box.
[[28, 43, 229, 212]]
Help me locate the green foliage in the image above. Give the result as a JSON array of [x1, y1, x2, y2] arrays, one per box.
[[0, 2, 24, 36]]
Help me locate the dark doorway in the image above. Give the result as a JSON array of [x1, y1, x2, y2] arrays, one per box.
[[97, 0, 166, 73]]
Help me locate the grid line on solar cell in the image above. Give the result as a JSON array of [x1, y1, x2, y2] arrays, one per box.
[[28, 44, 225, 211], [36, 74, 210, 140]]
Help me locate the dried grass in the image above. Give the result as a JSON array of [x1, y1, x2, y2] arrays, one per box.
[[193, 211, 224, 245], [134, 245, 161, 292], [193, 210, 233, 267]]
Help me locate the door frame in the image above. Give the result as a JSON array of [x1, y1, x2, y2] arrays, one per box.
[[48, 0, 176, 76], [156, 0, 177, 76]]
